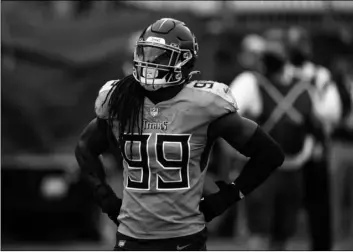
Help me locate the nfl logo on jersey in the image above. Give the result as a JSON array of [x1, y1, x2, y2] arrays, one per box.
[[150, 107, 159, 117]]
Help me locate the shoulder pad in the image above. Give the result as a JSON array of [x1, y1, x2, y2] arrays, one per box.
[[95, 80, 119, 119], [187, 80, 238, 110]]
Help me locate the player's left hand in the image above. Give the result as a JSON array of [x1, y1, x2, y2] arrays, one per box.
[[94, 183, 122, 226], [199, 181, 241, 222]]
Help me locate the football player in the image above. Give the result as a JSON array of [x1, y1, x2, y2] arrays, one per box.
[[75, 18, 284, 251]]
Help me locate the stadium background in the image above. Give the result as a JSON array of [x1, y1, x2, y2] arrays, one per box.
[[1, 1, 353, 250]]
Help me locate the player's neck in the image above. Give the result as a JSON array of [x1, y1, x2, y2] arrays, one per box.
[[144, 85, 184, 105]]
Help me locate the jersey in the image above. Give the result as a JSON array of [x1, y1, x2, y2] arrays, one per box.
[[95, 80, 238, 239]]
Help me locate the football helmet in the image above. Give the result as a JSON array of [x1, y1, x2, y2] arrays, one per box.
[[132, 18, 199, 91]]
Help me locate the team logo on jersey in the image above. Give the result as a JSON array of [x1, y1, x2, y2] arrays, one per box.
[[150, 107, 159, 117], [144, 107, 168, 131]]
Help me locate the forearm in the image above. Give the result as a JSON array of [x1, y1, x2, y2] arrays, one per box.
[[199, 127, 284, 222], [235, 126, 284, 195], [201, 114, 284, 222]]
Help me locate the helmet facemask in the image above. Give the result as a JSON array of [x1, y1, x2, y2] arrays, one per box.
[[133, 39, 194, 91]]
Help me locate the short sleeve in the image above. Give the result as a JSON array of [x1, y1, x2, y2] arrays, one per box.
[[186, 80, 238, 120], [95, 80, 118, 119]]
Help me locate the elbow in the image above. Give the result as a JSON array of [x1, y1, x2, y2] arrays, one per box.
[[75, 140, 85, 161], [242, 126, 285, 168], [255, 127, 285, 169], [75, 139, 91, 168], [75, 139, 103, 166]]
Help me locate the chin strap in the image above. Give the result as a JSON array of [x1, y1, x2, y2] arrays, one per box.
[[189, 70, 201, 77], [187, 70, 201, 82]]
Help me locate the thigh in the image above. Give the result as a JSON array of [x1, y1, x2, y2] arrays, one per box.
[[114, 228, 208, 251]]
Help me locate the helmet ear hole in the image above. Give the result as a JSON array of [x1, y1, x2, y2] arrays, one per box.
[[183, 52, 191, 59], [175, 73, 182, 81]]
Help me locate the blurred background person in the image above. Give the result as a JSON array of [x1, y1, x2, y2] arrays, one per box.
[[329, 59, 353, 246], [237, 34, 267, 74], [229, 35, 319, 250], [228, 34, 267, 122], [284, 26, 343, 250]]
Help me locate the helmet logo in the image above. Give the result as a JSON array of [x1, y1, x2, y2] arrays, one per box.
[[146, 36, 166, 45]]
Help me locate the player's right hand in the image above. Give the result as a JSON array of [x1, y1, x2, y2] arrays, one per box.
[[94, 183, 122, 226]]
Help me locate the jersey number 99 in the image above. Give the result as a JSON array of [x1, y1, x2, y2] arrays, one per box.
[[121, 134, 191, 191]]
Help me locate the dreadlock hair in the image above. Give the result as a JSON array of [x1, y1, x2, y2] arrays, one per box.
[[102, 74, 145, 157]]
